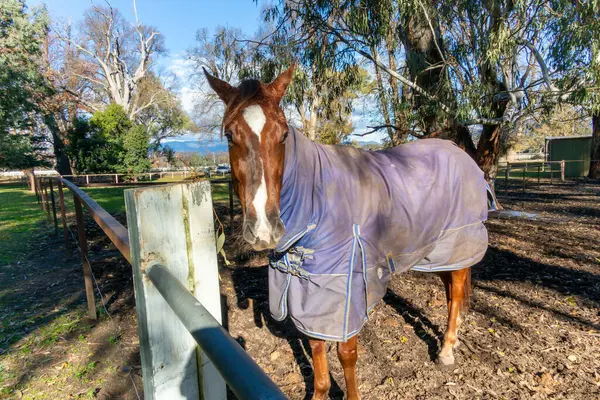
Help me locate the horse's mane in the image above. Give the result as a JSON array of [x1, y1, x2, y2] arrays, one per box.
[[222, 79, 262, 135]]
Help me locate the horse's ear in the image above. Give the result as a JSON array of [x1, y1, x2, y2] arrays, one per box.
[[267, 64, 295, 103], [203, 67, 235, 103]]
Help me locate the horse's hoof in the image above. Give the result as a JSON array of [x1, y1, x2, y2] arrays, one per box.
[[437, 354, 455, 367]]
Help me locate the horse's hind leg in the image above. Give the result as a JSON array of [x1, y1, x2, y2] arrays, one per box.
[[438, 267, 471, 366]]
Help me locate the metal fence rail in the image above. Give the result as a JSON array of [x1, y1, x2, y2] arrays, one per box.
[[32, 176, 283, 400], [146, 263, 287, 400]]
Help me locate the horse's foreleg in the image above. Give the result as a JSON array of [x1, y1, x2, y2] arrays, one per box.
[[309, 339, 331, 399], [438, 267, 470, 366], [337, 335, 360, 400]]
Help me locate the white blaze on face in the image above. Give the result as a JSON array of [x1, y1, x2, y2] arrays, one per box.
[[242, 104, 270, 242]]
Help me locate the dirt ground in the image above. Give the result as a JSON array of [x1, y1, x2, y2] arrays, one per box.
[[221, 179, 600, 399], [0, 208, 143, 399], [2, 179, 599, 399]]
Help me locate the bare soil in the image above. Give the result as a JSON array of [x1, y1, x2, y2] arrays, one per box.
[[222, 179, 600, 399], [2, 179, 599, 399]]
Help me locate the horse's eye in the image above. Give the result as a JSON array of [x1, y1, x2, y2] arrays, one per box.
[[281, 131, 289, 143], [224, 131, 233, 143]]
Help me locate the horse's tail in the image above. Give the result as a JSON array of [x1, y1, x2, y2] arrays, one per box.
[[461, 267, 472, 314]]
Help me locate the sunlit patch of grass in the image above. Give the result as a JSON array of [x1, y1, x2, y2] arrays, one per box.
[[37, 312, 84, 346], [74, 361, 97, 381], [108, 334, 120, 345], [0, 184, 50, 264], [61, 180, 235, 218]]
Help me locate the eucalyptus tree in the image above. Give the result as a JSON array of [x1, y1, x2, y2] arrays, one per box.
[[187, 27, 250, 134], [546, 0, 600, 178], [188, 21, 368, 144], [263, 0, 570, 185]]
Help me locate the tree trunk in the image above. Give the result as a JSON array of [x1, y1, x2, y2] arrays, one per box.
[[385, 33, 407, 144], [476, 125, 502, 180], [370, 47, 395, 145], [590, 113, 600, 179], [44, 114, 73, 176], [400, 11, 447, 135]]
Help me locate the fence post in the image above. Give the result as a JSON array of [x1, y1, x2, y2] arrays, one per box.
[[505, 162, 510, 191], [35, 177, 41, 205], [86, 175, 90, 185], [49, 179, 59, 235], [73, 195, 98, 321], [39, 179, 46, 211], [125, 182, 226, 400], [560, 160, 565, 181], [44, 182, 51, 218], [537, 166, 541, 187], [228, 180, 234, 232], [57, 181, 70, 257], [29, 169, 36, 193]]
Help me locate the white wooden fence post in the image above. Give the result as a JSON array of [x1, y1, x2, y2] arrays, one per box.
[[125, 181, 226, 400]]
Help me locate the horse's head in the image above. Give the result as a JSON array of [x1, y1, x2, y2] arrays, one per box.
[[204, 65, 294, 251]]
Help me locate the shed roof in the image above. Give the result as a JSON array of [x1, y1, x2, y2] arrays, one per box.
[[545, 135, 592, 141]]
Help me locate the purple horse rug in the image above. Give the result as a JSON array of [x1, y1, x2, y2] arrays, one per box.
[[269, 127, 489, 341]]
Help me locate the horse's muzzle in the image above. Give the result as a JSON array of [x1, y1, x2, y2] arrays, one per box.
[[243, 216, 284, 251]]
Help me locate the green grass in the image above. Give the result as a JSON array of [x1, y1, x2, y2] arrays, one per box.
[[81, 186, 133, 215], [69, 179, 234, 216], [0, 184, 51, 264], [0, 180, 233, 265], [498, 165, 564, 180]]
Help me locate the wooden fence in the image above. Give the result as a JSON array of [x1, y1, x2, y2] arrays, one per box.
[[500, 160, 566, 192], [59, 169, 230, 186], [33, 177, 284, 400]]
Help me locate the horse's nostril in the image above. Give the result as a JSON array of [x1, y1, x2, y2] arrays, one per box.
[[271, 218, 285, 243], [242, 221, 257, 244]]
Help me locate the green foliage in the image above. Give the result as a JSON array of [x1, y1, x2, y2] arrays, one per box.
[[90, 104, 132, 139], [514, 105, 591, 152], [122, 124, 151, 174], [67, 104, 150, 174], [74, 361, 97, 380], [0, 0, 51, 168], [0, 132, 47, 170], [135, 73, 192, 148], [0, 0, 50, 133]]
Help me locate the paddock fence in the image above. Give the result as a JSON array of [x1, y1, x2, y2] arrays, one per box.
[[498, 159, 598, 192], [59, 168, 230, 186], [32, 176, 285, 400]]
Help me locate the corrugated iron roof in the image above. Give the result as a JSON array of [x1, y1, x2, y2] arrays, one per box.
[[545, 135, 592, 140]]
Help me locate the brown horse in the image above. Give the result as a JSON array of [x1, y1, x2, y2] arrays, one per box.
[[205, 65, 479, 400]]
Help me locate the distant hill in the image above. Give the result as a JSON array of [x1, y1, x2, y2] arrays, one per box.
[[161, 137, 228, 154], [356, 141, 381, 147], [161, 136, 383, 154]]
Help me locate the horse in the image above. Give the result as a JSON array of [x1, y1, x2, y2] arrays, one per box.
[[204, 65, 489, 400]]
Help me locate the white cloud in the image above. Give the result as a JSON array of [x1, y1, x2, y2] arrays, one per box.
[[167, 55, 199, 114]]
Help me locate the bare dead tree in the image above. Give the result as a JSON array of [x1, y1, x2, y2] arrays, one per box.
[[56, 0, 166, 119]]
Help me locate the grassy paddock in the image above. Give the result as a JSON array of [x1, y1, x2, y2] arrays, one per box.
[[0, 184, 51, 265], [59, 179, 234, 216]]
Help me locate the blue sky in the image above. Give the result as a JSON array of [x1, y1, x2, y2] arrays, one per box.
[[29, 0, 383, 143], [29, 0, 265, 55]]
